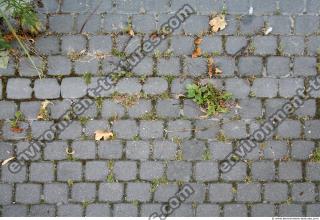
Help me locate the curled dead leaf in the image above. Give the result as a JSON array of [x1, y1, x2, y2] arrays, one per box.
[[209, 14, 227, 33], [37, 100, 53, 120], [194, 37, 203, 45], [1, 157, 15, 166], [192, 47, 202, 58], [10, 127, 23, 133], [95, 130, 114, 141]]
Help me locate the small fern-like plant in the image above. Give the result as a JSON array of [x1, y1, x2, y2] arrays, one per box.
[[186, 83, 232, 116]]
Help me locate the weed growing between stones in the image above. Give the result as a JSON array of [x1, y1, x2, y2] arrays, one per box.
[[311, 148, 320, 162], [9, 111, 24, 131], [186, 83, 233, 117]]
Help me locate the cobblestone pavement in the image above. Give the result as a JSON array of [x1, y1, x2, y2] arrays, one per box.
[[0, 0, 320, 217]]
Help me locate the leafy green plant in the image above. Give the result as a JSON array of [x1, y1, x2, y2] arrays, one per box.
[[186, 83, 232, 116], [82, 72, 92, 85], [311, 148, 320, 162], [10, 111, 24, 128]]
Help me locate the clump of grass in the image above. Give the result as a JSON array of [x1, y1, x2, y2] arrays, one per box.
[[111, 48, 126, 58], [83, 72, 92, 85], [78, 116, 89, 126], [111, 71, 133, 82], [67, 179, 74, 187], [150, 176, 169, 192], [202, 148, 212, 160], [95, 97, 104, 111], [10, 111, 24, 129], [186, 83, 232, 117], [216, 131, 227, 142], [311, 148, 320, 162], [106, 160, 116, 183]]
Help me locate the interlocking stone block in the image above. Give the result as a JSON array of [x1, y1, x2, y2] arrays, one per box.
[[304, 120, 320, 139], [6, 78, 32, 99], [58, 122, 82, 140], [154, 184, 178, 202], [183, 15, 209, 34], [225, 0, 249, 14], [225, 79, 250, 98], [167, 161, 192, 181], [61, 35, 86, 54], [2, 205, 28, 217], [252, 161, 275, 181], [199, 36, 223, 54], [47, 55, 72, 76], [167, 120, 192, 139], [224, 204, 247, 217], [294, 57, 317, 76], [253, 36, 277, 55], [99, 183, 124, 202], [0, 184, 12, 205], [226, 36, 247, 55], [307, 36, 320, 55], [306, 204, 320, 217], [236, 183, 261, 202], [15, 184, 41, 204], [195, 161, 219, 181], [238, 57, 263, 76], [103, 14, 129, 32], [295, 15, 319, 34], [71, 183, 96, 202], [113, 204, 138, 217], [57, 204, 83, 217], [264, 183, 288, 202], [132, 15, 156, 33], [251, 0, 276, 15], [61, 0, 87, 13], [114, 161, 137, 181], [266, 16, 291, 34], [157, 58, 180, 76], [262, 141, 288, 160], [184, 57, 207, 77], [126, 182, 151, 202], [86, 204, 111, 217], [44, 183, 68, 204], [49, 15, 74, 33], [113, 120, 138, 139], [279, 204, 303, 217], [139, 161, 164, 180], [279, 162, 302, 180], [116, 78, 142, 94], [292, 183, 315, 202], [18, 56, 44, 77], [251, 78, 278, 98], [44, 141, 68, 160], [61, 77, 87, 98], [76, 14, 101, 33], [89, 35, 112, 53], [143, 77, 168, 95], [196, 204, 220, 217], [182, 140, 205, 161], [153, 140, 177, 160], [156, 99, 180, 118], [126, 141, 150, 160], [98, 141, 123, 159], [280, 36, 305, 56], [267, 57, 290, 77], [239, 16, 264, 34], [306, 163, 320, 181], [279, 0, 304, 13], [30, 162, 54, 182], [209, 183, 233, 202], [34, 79, 60, 99], [140, 120, 164, 139], [101, 100, 125, 119], [57, 161, 82, 181], [29, 205, 56, 217], [85, 161, 108, 181]]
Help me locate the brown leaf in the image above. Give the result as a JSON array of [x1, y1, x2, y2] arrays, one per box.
[[1, 157, 15, 166], [37, 100, 52, 120], [194, 37, 203, 46], [209, 15, 227, 33], [95, 130, 114, 141], [192, 47, 202, 58], [10, 127, 23, 133]]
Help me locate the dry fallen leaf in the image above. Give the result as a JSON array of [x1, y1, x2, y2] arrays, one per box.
[[95, 130, 114, 141], [215, 67, 222, 75], [128, 28, 135, 36], [37, 100, 53, 120], [209, 14, 227, 33], [1, 157, 15, 166], [194, 37, 203, 46], [192, 47, 202, 58]]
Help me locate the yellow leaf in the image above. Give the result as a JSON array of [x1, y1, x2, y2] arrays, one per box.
[[209, 14, 227, 33], [1, 157, 15, 166], [128, 28, 135, 36], [95, 130, 114, 141]]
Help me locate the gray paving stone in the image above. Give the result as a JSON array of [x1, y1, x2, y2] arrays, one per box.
[[0, 101, 17, 119], [277, 120, 301, 138], [132, 57, 153, 76], [113, 120, 138, 139], [140, 120, 164, 139], [72, 183, 96, 202], [126, 182, 151, 202], [57, 161, 82, 181], [143, 77, 168, 95], [30, 162, 54, 182], [238, 56, 263, 76], [61, 35, 86, 54], [295, 15, 319, 34], [57, 204, 83, 217], [281, 36, 305, 56], [20, 101, 41, 120], [213, 56, 236, 76], [225, 0, 249, 14], [209, 183, 233, 202], [279, 161, 302, 180], [195, 161, 219, 181], [251, 204, 275, 217], [267, 56, 290, 77], [72, 141, 96, 159], [61, 77, 87, 98], [113, 204, 138, 217], [196, 204, 220, 217], [58, 121, 82, 140], [101, 100, 125, 119], [236, 183, 261, 202], [239, 99, 262, 119], [264, 183, 288, 202], [221, 161, 247, 181], [143, 0, 169, 13], [2, 205, 28, 217], [194, 120, 220, 140], [199, 36, 223, 54], [6, 78, 32, 99], [279, 204, 303, 217], [103, 14, 129, 32], [85, 161, 108, 181], [279, 0, 304, 13], [167, 120, 192, 139], [291, 140, 315, 160], [304, 120, 320, 139], [98, 141, 123, 159], [167, 161, 192, 181], [156, 99, 180, 118], [266, 16, 292, 34], [226, 36, 247, 55], [222, 120, 247, 139], [224, 204, 247, 217], [34, 78, 60, 99], [157, 58, 180, 76], [292, 183, 315, 202], [114, 161, 137, 181], [294, 57, 317, 76], [225, 79, 250, 98], [49, 15, 74, 33], [140, 204, 162, 217], [140, 161, 164, 180], [18, 56, 44, 77], [29, 204, 56, 217], [15, 184, 41, 204], [251, 78, 278, 98], [306, 204, 320, 217], [182, 140, 205, 161], [170, 204, 194, 217], [239, 16, 264, 34], [209, 141, 233, 160], [171, 78, 193, 94], [253, 36, 277, 55], [184, 57, 207, 77], [86, 204, 111, 217], [44, 141, 68, 160], [126, 141, 150, 160], [44, 183, 68, 204], [47, 55, 72, 76], [99, 183, 124, 202], [116, 78, 142, 94], [132, 14, 156, 33], [252, 161, 275, 181], [76, 14, 101, 33], [154, 184, 178, 202], [262, 141, 288, 160], [153, 140, 177, 160], [61, 0, 87, 13], [306, 162, 320, 181], [0, 184, 12, 205], [307, 36, 320, 55], [0, 57, 15, 76], [185, 183, 205, 202], [0, 142, 13, 161]]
